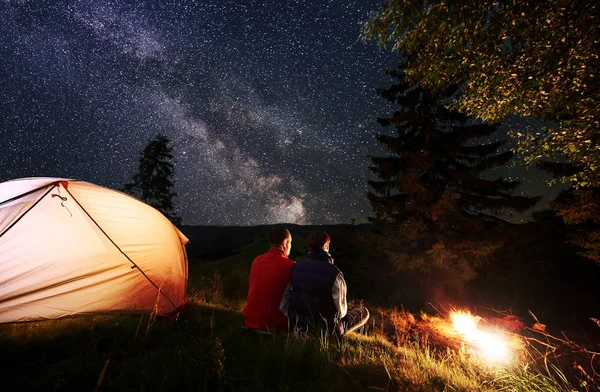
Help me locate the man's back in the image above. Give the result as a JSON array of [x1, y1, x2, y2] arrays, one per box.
[[243, 248, 295, 332]]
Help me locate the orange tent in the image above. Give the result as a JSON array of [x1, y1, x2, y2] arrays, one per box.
[[0, 178, 188, 323]]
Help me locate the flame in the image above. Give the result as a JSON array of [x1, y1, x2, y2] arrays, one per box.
[[450, 310, 511, 363], [451, 311, 481, 336]]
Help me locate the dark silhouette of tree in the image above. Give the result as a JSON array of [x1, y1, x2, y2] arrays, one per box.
[[364, 0, 600, 189], [538, 162, 600, 264], [555, 188, 600, 263], [124, 134, 182, 226], [368, 66, 540, 298]]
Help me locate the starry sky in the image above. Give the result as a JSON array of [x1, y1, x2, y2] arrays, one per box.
[[0, 0, 557, 225]]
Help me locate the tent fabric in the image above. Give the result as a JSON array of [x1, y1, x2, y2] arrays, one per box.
[[0, 178, 188, 323]]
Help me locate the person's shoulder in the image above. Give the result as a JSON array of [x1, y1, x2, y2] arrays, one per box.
[[253, 251, 270, 262], [257, 250, 293, 263], [326, 260, 342, 275]]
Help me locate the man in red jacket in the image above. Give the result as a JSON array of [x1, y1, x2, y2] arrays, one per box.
[[243, 227, 295, 332]]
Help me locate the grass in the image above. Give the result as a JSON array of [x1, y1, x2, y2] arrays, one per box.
[[0, 240, 588, 391]]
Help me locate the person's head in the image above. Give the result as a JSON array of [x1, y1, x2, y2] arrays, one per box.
[[306, 230, 331, 253], [269, 226, 292, 256]]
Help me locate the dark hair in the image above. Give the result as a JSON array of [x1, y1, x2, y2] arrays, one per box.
[[306, 230, 330, 251], [268, 227, 290, 247]]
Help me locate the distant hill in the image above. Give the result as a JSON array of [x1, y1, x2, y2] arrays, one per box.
[[180, 223, 371, 261]]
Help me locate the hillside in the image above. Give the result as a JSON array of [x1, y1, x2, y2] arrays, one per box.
[[1, 229, 597, 391]]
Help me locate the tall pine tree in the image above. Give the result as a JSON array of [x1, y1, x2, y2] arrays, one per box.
[[124, 134, 182, 226], [368, 67, 540, 298]]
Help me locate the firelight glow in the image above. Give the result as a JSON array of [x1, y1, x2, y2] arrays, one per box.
[[450, 310, 512, 363]]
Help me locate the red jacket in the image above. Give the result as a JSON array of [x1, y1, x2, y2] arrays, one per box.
[[243, 248, 295, 332]]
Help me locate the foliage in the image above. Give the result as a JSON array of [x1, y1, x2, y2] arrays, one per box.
[[124, 134, 182, 226], [368, 66, 539, 296], [363, 0, 600, 189], [554, 188, 600, 263]]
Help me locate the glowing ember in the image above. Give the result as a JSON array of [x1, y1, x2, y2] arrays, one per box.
[[451, 311, 481, 336], [450, 310, 511, 363]]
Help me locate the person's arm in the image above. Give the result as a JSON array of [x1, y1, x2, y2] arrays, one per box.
[[279, 283, 291, 317], [332, 273, 347, 318]]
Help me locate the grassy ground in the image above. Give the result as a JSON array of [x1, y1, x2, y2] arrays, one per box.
[[0, 240, 587, 391]]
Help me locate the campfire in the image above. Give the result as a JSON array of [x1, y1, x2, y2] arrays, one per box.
[[449, 310, 513, 363], [437, 308, 600, 388], [380, 305, 600, 388]]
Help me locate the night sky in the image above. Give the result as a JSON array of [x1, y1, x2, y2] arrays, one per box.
[[0, 0, 556, 225]]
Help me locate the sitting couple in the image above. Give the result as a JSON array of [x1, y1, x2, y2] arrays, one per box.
[[243, 227, 369, 339]]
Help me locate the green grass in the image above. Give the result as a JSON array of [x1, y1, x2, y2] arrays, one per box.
[[0, 241, 584, 391]]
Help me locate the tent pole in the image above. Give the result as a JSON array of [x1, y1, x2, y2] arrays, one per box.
[[0, 183, 56, 207], [62, 186, 179, 310], [0, 185, 56, 240]]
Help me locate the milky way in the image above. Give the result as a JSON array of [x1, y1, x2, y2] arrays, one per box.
[[0, 0, 403, 225], [0, 0, 554, 225]]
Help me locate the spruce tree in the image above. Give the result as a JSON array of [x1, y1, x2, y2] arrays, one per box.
[[124, 134, 182, 226], [368, 67, 540, 297]]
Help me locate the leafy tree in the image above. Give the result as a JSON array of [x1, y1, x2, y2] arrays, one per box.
[[124, 134, 182, 226], [363, 0, 600, 189], [368, 66, 540, 298]]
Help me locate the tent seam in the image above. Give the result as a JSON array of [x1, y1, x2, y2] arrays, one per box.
[[0, 182, 59, 207], [0, 185, 56, 240], [62, 186, 179, 310]]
